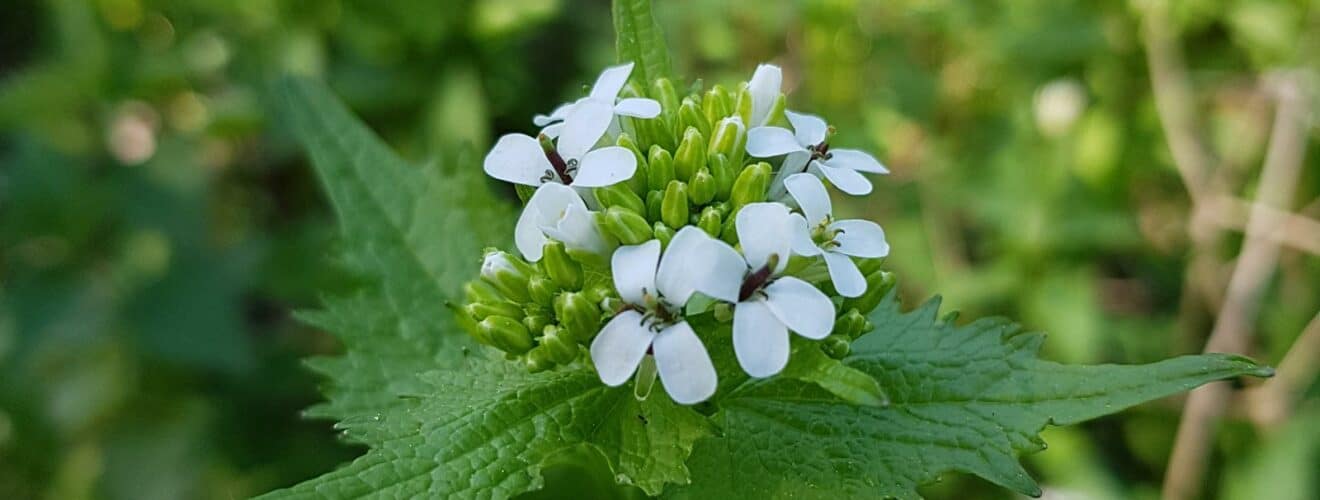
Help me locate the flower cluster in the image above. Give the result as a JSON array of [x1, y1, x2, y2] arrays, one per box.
[[463, 62, 895, 404]]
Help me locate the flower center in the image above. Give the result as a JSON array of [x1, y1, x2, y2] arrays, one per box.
[[540, 147, 577, 184], [738, 254, 780, 301], [811, 217, 844, 250], [810, 141, 832, 161], [627, 288, 681, 333]]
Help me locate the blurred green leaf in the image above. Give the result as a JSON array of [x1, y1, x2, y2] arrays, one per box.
[[613, 0, 673, 88]]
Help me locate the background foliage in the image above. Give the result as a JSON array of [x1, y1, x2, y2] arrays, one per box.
[[1, 0, 1315, 499]]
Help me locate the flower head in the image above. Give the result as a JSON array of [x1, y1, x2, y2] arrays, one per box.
[[785, 173, 890, 297], [484, 99, 637, 189], [748, 111, 888, 196], [590, 227, 745, 404], [533, 62, 662, 138]]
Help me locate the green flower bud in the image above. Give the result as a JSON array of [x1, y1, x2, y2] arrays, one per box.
[[480, 316, 534, 354], [707, 116, 746, 164], [651, 78, 681, 121], [710, 200, 731, 218], [540, 325, 580, 365], [703, 84, 732, 125], [856, 257, 886, 276], [821, 334, 851, 359], [647, 146, 675, 192], [719, 208, 739, 245], [646, 190, 664, 222], [616, 133, 650, 197], [527, 275, 559, 308], [480, 250, 534, 303], [653, 222, 676, 247], [697, 206, 722, 237], [525, 346, 554, 373], [582, 283, 614, 304], [464, 280, 504, 305], [523, 312, 552, 336], [464, 301, 524, 322], [833, 308, 868, 339], [595, 182, 646, 216], [735, 82, 753, 125], [555, 291, 600, 341], [841, 270, 896, 316], [730, 162, 772, 211], [678, 97, 710, 137], [541, 241, 583, 290], [599, 296, 625, 315], [766, 94, 790, 127], [661, 180, 690, 229], [690, 168, 717, 205], [673, 127, 706, 182], [601, 206, 653, 245], [707, 154, 736, 201]]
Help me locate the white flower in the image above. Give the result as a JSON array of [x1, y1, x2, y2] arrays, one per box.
[[747, 110, 888, 196], [784, 173, 890, 298], [726, 202, 835, 377], [745, 64, 783, 128], [533, 62, 662, 138], [515, 183, 611, 261], [590, 228, 745, 404], [484, 98, 637, 189]]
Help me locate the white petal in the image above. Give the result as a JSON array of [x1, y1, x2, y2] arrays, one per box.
[[784, 173, 832, 225], [736, 202, 793, 273], [828, 219, 890, 258], [557, 99, 614, 161], [826, 148, 888, 174], [484, 134, 552, 186], [656, 226, 746, 305], [652, 321, 718, 404], [590, 311, 657, 386], [786, 110, 828, 146], [768, 150, 811, 199], [763, 277, 835, 339], [746, 126, 805, 158], [733, 300, 790, 377], [570, 146, 636, 188], [515, 202, 549, 261], [788, 213, 821, 256], [823, 251, 866, 298], [747, 64, 783, 126], [589, 62, 634, 101], [611, 240, 661, 305], [811, 161, 873, 196], [533, 102, 574, 127], [540, 122, 565, 139], [615, 98, 661, 118], [542, 202, 609, 256]]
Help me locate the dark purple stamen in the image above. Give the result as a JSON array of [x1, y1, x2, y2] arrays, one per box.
[[544, 148, 574, 184], [811, 141, 832, 161], [739, 262, 776, 302]]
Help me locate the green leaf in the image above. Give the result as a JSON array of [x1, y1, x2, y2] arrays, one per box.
[[780, 343, 889, 407], [613, 0, 674, 89], [671, 292, 1273, 499], [263, 78, 708, 498]]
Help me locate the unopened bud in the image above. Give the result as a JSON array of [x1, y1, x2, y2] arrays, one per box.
[[616, 133, 650, 197], [555, 291, 601, 341], [833, 308, 868, 339], [647, 146, 675, 192], [651, 78, 681, 122], [595, 182, 646, 216], [646, 190, 664, 222], [582, 284, 614, 304], [523, 312, 552, 335], [719, 208, 739, 245], [480, 316, 534, 354], [707, 154, 736, 201], [525, 346, 554, 372], [464, 301, 524, 322], [703, 84, 732, 125], [841, 270, 895, 315], [481, 250, 534, 302], [673, 127, 706, 182], [540, 325, 580, 365], [690, 168, 717, 205], [464, 280, 504, 305], [661, 180, 690, 229], [678, 97, 710, 137], [856, 257, 886, 276], [599, 296, 625, 314], [735, 82, 753, 125], [527, 275, 559, 308], [542, 241, 583, 290], [821, 334, 851, 359], [653, 222, 676, 247], [707, 116, 746, 164], [697, 206, 722, 237], [601, 206, 653, 245], [730, 162, 772, 211]]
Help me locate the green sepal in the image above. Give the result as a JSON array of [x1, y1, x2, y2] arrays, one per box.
[[601, 206, 654, 245], [653, 221, 676, 247], [464, 302, 524, 322], [678, 97, 710, 137], [730, 161, 772, 211], [673, 127, 706, 182], [661, 180, 690, 229], [697, 206, 722, 237], [647, 145, 675, 191], [841, 269, 895, 315], [540, 325, 580, 365], [527, 275, 560, 308], [703, 84, 732, 125], [616, 133, 651, 197], [645, 189, 664, 222], [542, 240, 584, 291], [689, 168, 717, 205], [479, 316, 534, 354], [595, 181, 646, 216], [555, 291, 601, 342]]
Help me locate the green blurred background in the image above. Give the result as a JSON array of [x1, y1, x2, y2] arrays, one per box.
[[1, 0, 1316, 498]]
